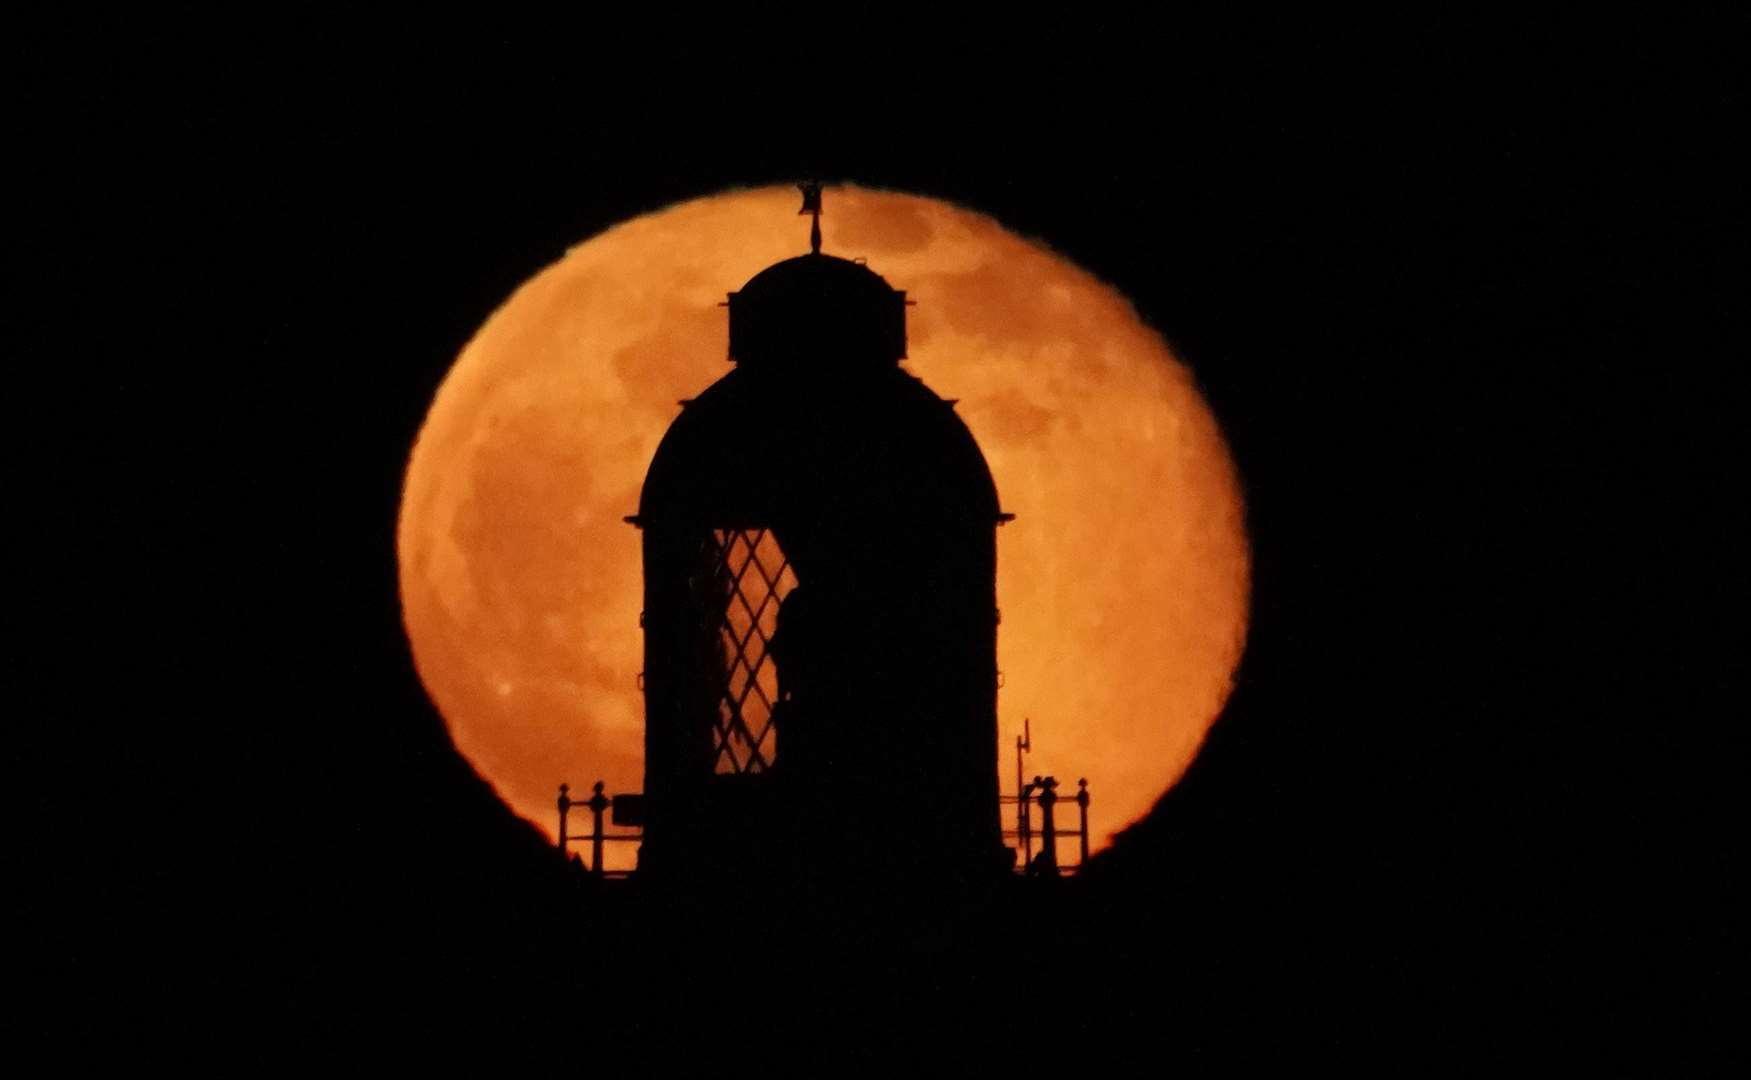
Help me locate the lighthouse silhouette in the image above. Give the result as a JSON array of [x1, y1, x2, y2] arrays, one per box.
[[627, 184, 1014, 898]]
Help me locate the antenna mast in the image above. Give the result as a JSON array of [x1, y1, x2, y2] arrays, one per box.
[[1016, 717, 1033, 867]]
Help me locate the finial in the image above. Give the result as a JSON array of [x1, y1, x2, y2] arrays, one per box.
[[798, 179, 823, 254]]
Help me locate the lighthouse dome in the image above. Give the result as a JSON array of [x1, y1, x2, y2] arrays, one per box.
[[727, 253, 908, 372]]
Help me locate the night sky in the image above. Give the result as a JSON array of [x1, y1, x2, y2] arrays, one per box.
[[21, 17, 1738, 1063]]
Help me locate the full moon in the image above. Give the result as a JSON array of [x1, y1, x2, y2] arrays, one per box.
[[398, 185, 1250, 869]]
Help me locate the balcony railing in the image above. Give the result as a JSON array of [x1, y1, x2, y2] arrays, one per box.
[[556, 775, 1091, 879]]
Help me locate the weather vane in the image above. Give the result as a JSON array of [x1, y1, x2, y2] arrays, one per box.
[[798, 179, 823, 254]]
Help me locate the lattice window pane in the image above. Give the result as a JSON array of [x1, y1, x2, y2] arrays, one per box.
[[702, 528, 799, 774]]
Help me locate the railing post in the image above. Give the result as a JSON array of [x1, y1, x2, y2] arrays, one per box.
[[588, 781, 609, 877], [1035, 775, 1060, 877], [1076, 778, 1090, 869], [557, 783, 571, 854]]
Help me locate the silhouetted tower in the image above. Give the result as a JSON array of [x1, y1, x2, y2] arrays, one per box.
[[629, 185, 1012, 891]]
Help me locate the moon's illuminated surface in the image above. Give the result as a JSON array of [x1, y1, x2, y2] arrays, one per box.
[[398, 186, 1250, 869]]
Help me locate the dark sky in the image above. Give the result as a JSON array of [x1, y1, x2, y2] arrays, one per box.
[[21, 17, 1738, 1062]]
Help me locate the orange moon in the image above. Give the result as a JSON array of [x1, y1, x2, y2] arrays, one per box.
[[397, 185, 1249, 868]]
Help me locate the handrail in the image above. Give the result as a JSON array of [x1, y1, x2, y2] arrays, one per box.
[[556, 774, 1091, 877]]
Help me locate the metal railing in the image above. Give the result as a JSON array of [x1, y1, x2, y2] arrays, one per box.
[[556, 782, 642, 878], [1001, 775, 1090, 876], [557, 774, 1091, 879]]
